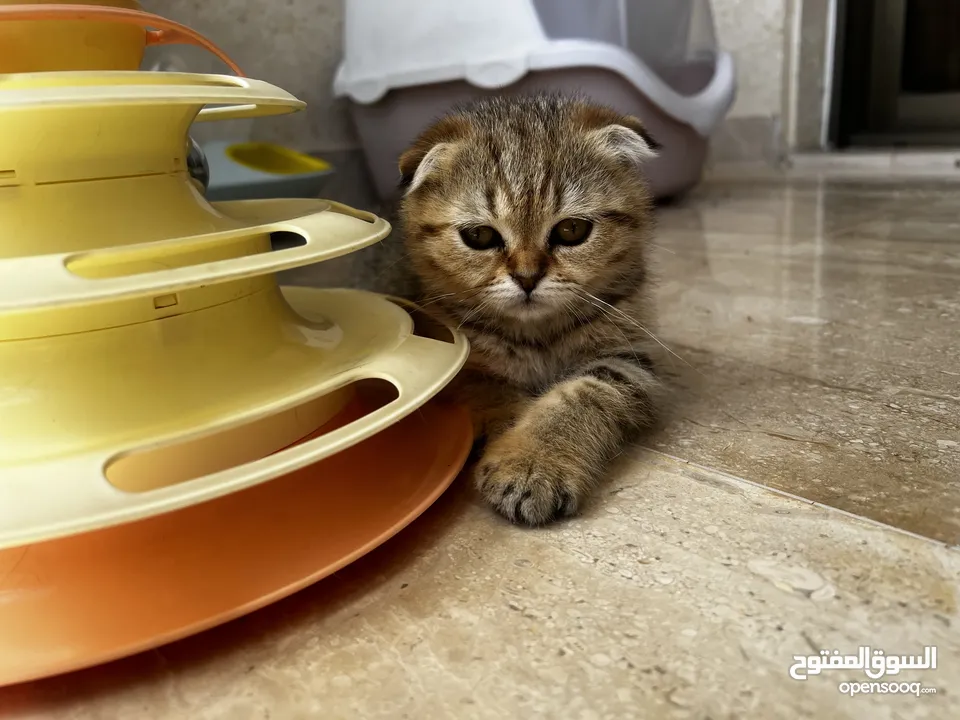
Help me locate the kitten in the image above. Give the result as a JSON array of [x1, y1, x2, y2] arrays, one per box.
[[398, 94, 663, 525]]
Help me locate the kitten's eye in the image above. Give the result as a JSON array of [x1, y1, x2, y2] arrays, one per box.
[[459, 225, 504, 251], [550, 218, 593, 246]]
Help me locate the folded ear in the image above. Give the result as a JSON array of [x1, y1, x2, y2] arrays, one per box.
[[611, 114, 662, 154], [587, 119, 660, 167], [398, 142, 456, 194], [575, 104, 660, 167], [398, 114, 471, 193]]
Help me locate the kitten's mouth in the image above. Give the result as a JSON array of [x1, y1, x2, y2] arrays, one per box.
[[510, 293, 537, 309], [508, 294, 554, 318]]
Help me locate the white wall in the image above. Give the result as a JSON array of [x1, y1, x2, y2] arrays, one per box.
[[713, 0, 788, 120]]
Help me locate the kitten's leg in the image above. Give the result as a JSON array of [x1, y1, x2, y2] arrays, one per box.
[[475, 354, 658, 525], [443, 368, 530, 455]]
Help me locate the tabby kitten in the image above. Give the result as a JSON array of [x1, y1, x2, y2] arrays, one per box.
[[398, 94, 662, 526]]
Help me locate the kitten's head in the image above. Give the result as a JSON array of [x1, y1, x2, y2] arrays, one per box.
[[398, 94, 657, 331]]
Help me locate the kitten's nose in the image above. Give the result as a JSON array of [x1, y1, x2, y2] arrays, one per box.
[[511, 269, 545, 296]]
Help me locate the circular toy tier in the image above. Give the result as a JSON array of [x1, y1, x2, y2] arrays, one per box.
[[0, 70, 469, 548], [0, 2, 242, 73], [0, 398, 473, 686], [0, 3, 473, 687], [0, 73, 389, 326]]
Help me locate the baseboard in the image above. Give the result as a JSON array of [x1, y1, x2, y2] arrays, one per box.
[[707, 115, 784, 167], [787, 150, 960, 178]]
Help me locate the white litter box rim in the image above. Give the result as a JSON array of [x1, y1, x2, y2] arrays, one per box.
[[334, 40, 736, 138]]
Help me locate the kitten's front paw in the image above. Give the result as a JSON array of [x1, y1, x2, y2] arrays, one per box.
[[474, 434, 588, 526]]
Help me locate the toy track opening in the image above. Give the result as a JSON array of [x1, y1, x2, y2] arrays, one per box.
[[105, 379, 398, 493], [66, 231, 307, 280]]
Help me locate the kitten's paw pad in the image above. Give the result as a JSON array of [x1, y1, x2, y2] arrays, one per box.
[[475, 446, 583, 526]]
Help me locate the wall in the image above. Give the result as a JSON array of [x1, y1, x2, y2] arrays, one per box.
[[715, 0, 787, 120], [141, 0, 357, 152], [149, 0, 795, 163], [710, 0, 790, 164]]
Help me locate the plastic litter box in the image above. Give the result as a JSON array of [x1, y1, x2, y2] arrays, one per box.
[[335, 0, 737, 200]]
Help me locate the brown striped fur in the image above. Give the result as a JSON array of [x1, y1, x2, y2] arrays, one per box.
[[399, 95, 663, 525]]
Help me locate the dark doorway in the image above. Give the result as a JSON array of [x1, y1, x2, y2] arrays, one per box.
[[832, 0, 960, 147]]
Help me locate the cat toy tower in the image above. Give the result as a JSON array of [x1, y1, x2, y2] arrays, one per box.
[[0, 2, 471, 685]]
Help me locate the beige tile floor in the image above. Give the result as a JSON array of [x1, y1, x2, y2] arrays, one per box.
[[652, 180, 960, 544], [2, 180, 958, 719]]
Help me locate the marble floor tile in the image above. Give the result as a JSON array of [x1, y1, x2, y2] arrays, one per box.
[[2, 452, 957, 719], [652, 180, 960, 544]]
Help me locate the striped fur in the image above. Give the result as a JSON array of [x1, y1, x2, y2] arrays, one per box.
[[399, 95, 663, 525]]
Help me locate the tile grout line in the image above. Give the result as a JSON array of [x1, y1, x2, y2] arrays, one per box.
[[637, 445, 958, 552]]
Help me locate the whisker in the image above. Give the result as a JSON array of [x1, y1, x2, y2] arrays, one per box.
[[370, 248, 412, 282], [418, 286, 485, 309], [644, 241, 676, 256], [558, 295, 585, 327], [570, 291, 649, 370], [573, 288, 693, 370], [456, 297, 492, 331]]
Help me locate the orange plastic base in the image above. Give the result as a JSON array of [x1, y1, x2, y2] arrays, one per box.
[[0, 398, 472, 687]]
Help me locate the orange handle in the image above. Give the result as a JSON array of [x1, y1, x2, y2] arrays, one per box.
[[0, 4, 244, 76]]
